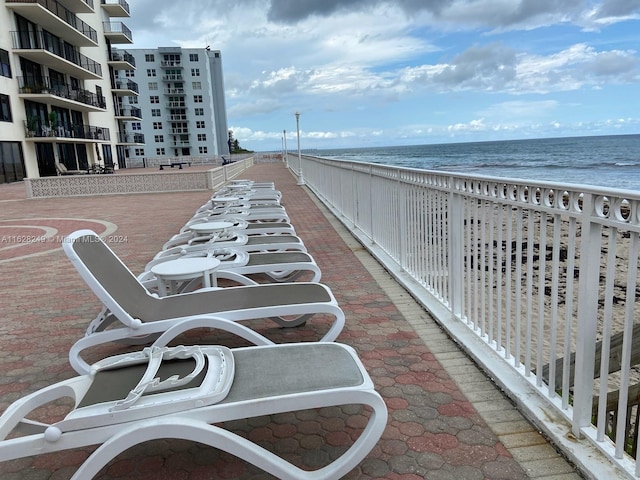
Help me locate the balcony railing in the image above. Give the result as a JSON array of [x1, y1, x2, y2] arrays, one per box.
[[24, 120, 109, 140], [166, 102, 186, 108], [7, 0, 98, 43], [300, 155, 640, 479], [11, 31, 102, 77], [169, 114, 187, 121], [113, 78, 139, 93], [116, 132, 144, 144], [114, 106, 141, 118], [109, 49, 135, 67], [164, 88, 185, 95], [162, 74, 183, 81], [160, 60, 182, 68], [102, 21, 132, 42], [101, 0, 129, 14], [17, 76, 106, 109]]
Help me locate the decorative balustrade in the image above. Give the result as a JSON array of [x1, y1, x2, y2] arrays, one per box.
[[299, 154, 640, 478]]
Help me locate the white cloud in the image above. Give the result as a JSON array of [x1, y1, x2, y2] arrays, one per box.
[[124, 0, 640, 149]]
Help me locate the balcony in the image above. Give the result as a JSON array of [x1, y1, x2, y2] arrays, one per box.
[[162, 74, 183, 81], [163, 88, 185, 95], [114, 106, 142, 120], [171, 128, 189, 134], [58, 0, 94, 12], [171, 140, 191, 147], [108, 49, 135, 69], [160, 60, 182, 68], [167, 101, 186, 108], [6, 0, 98, 46], [11, 31, 102, 79], [116, 132, 145, 144], [169, 114, 187, 121], [58, 0, 96, 13], [24, 120, 109, 142], [18, 76, 106, 112], [112, 78, 139, 96], [103, 21, 132, 43], [100, 0, 129, 17]]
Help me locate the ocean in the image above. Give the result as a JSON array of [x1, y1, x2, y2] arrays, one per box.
[[310, 134, 640, 192]]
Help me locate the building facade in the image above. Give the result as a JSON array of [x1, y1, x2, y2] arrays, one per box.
[[0, 0, 139, 183], [114, 46, 229, 166]]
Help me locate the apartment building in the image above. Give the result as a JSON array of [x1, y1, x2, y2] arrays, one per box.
[[115, 46, 229, 165], [0, 0, 140, 183]]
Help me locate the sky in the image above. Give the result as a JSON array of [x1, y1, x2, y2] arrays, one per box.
[[124, 0, 640, 151]]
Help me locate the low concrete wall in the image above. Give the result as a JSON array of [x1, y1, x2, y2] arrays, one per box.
[[24, 159, 254, 198]]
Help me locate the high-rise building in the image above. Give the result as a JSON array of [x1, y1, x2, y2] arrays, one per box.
[[1, 0, 141, 183], [113, 46, 229, 166]]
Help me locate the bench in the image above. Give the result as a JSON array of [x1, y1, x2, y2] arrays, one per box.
[[159, 162, 191, 170]]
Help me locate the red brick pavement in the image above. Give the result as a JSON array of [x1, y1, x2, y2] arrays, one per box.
[[0, 164, 529, 479]]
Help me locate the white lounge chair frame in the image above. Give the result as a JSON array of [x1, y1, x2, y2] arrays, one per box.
[[0, 342, 387, 480], [63, 230, 344, 374], [144, 248, 322, 286]]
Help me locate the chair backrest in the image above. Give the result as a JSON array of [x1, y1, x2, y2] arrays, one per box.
[[63, 230, 157, 325]]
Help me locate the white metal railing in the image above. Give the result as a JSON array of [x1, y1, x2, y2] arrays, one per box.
[[300, 154, 640, 479]]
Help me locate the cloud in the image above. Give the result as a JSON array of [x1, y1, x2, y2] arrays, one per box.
[[122, 1, 640, 149]]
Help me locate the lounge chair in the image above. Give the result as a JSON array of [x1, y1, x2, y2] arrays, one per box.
[[63, 230, 344, 374], [0, 342, 387, 480], [56, 162, 87, 175], [181, 216, 296, 236], [162, 231, 307, 252], [142, 248, 322, 289]]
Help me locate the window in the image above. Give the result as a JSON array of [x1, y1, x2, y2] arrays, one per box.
[[132, 122, 141, 130], [151, 109, 161, 117], [154, 135, 164, 142], [125, 69, 135, 77], [193, 95, 203, 103], [191, 68, 200, 77], [147, 69, 156, 77], [145, 54, 155, 62], [194, 108, 204, 116], [150, 96, 159, 104], [0, 94, 11, 122], [197, 134, 207, 141], [134, 148, 145, 156], [129, 96, 138, 104], [153, 122, 163, 130], [0, 50, 11, 78], [156, 148, 165, 155], [148, 82, 158, 90], [192, 82, 201, 90], [189, 53, 199, 62], [196, 121, 205, 128], [199, 146, 208, 154]]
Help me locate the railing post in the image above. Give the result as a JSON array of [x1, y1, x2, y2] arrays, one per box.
[[449, 179, 464, 318], [572, 193, 600, 437]]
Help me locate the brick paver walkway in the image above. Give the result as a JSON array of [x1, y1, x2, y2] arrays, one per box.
[[0, 163, 582, 479]]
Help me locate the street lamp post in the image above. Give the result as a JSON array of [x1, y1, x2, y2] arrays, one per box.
[[295, 112, 305, 185], [283, 129, 288, 168]]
